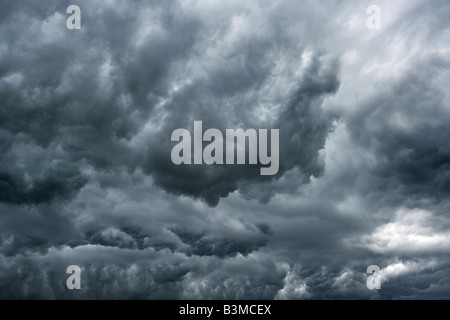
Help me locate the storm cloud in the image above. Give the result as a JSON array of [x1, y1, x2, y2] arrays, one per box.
[[0, 0, 449, 299]]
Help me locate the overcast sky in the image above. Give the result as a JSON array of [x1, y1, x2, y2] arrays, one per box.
[[0, 0, 449, 299]]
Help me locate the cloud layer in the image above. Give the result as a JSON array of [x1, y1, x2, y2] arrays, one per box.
[[0, 0, 449, 299]]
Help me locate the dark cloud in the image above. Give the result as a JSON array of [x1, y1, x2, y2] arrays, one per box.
[[172, 227, 269, 258], [347, 54, 450, 205], [143, 50, 340, 206], [0, 0, 449, 300]]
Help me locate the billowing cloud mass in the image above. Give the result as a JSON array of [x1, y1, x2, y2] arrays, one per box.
[[0, 0, 449, 299]]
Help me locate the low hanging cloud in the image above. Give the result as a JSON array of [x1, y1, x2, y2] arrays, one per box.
[[143, 51, 340, 206], [0, 0, 449, 299]]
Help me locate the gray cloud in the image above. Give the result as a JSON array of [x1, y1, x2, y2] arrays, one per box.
[[347, 55, 450, 205], [0, 0, 449, 300]]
